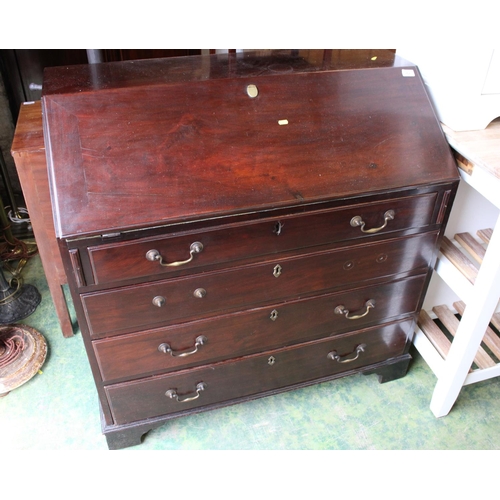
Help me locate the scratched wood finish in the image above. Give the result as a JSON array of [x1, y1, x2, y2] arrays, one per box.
[[42, 50, 458, 239], [42, 51, 460, 448], [82, 231, 437, 337], [105, 319, 411, 425], [88, 192, 438, 286], [93, 275, 426, 382]]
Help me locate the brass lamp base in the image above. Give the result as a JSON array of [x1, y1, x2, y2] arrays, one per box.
[[0, 282, 41, 325]]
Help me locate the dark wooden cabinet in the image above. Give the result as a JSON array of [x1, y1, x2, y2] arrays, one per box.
[[41, 50, 459, 449], [0, 50, 89, 121]]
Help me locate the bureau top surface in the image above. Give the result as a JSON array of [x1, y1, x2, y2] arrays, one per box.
[[42, 50, 459, 238]]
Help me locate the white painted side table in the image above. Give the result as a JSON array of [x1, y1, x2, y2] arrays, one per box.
[[414, 118, 500, 417]]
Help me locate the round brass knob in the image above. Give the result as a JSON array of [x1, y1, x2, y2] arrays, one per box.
[[193, 288, 207, 299], [146, 249, 161, 262], [152, 296, 166, 307], [246, 84, 259, 98]]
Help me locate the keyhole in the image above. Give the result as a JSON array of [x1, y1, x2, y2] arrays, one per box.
[[268, 356, 276, 366], [273, 264, 282, 278], [270, 309, 279, 321]]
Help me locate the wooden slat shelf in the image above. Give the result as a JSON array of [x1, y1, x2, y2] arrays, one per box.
[[492, 313, 500, 331], [453, 301, 500, 360], [417, 226, 500, 389], [417, 310, 451, 358], [414, 121, 500, 418], [438, 228, 500, 359], [454, 233, 485, 264], [434, 304, 496, 369], [477, 228, 492, 245], [417, 303, 500, 373], [440, 235, 479, 284]]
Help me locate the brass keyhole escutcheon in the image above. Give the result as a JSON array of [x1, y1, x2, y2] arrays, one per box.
[[273, 264, 282, 278], [343, 260, 354, 271], [376, 253, 388, 263], [268, 356, 276, 366], [246, 84, 259, 98], [270, 309, 279, 321]]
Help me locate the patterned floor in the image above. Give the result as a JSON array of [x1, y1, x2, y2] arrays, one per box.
[[2, 255, 500, 451]]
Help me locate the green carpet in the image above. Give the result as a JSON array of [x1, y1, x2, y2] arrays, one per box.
[[2, 254, 500, 451]]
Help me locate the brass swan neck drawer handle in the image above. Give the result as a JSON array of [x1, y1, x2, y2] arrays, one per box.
[[158, 335, 207, 357], [146, 242, 204, 267], [335, 299, 375, 320], [350, 210, 395, 234], [328, 344, 366, 364], [165, 382, 207, 403]]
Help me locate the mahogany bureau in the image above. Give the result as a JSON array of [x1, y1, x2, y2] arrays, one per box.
[[41, 50, 459, 449]]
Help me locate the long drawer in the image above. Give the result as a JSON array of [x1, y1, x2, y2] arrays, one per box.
[[87, 193, 438, 285], [94, 275, 425, 382], [105, 319, 411, 425], [82, 232, 437, 337]]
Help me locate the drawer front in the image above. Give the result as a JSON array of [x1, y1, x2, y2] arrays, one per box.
[[83, 232, 437, 337], [105, 319, 411, 425], [94, 275, 426, 382], [88, 193, 437, 285]]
